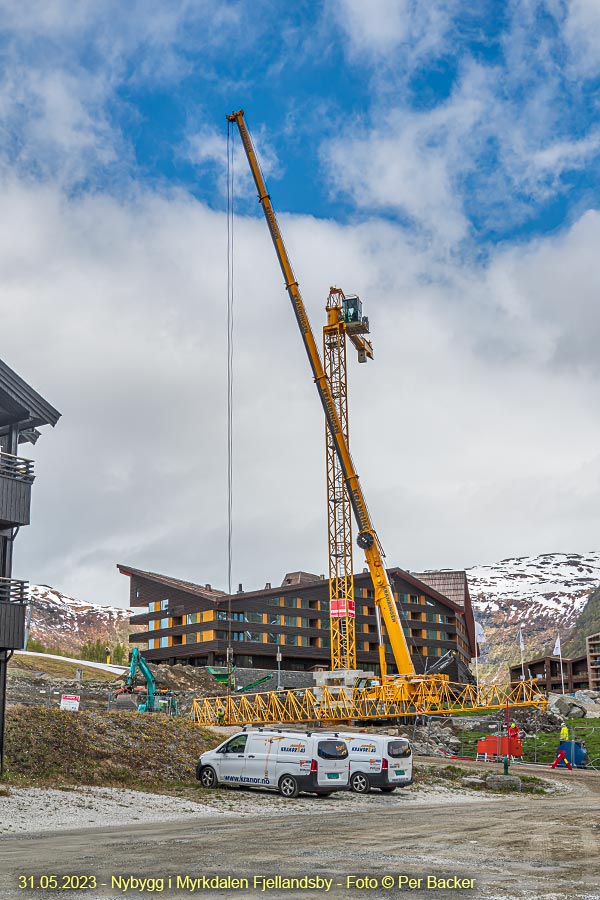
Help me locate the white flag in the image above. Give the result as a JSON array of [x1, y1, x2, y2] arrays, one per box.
[[475, 621, 486, 645], [518, 627, 525, 652], [553, 634, 561, 657]]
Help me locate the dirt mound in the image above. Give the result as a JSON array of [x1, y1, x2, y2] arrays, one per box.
[[4, 707, 222, 787], [144, 664, 226, 696]]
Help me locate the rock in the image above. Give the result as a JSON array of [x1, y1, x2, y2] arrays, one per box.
[[486, 774, 522, 791], [462, 776, 485, 787]]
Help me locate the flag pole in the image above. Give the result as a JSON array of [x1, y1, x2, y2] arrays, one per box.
[[560, 648, 565, 695]]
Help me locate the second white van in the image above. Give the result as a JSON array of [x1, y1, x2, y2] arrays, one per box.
[[335, 732, 413, 793], [196, 727, 350, 798]]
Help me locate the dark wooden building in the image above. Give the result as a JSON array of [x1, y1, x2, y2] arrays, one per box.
[[120, 564, 476, 682], [509, 654, 589, 695], [0, 355, 60, 771]]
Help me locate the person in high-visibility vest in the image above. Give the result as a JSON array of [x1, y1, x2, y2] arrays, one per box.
[[560, 723, 569, 741]]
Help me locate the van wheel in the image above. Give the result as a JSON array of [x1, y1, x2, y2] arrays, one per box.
[[279, 775, 299, 799], [199, 766, 217, 789], [350, 772, 370, 794], [380, 786, 396, 793]]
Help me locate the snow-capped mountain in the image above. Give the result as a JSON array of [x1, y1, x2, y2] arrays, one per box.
[[467, 552, 600, 681], [27, 584, 132, 654]]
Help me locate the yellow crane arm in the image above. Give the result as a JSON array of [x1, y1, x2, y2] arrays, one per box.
[[227, 110, 415, 677]]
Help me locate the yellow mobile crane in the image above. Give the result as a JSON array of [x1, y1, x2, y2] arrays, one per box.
[[227, 109, 413, 682], [190, 111, 547, 726]]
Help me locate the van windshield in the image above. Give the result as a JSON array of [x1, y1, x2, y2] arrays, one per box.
[[388, 740, 411, 759], [318, 740, 348, 760]]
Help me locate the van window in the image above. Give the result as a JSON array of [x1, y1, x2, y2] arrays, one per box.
[[317, 740, 348, 760], [222, 735, 248, 754], [388, 740, 411, 759]]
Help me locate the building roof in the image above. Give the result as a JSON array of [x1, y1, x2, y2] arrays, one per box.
[[117, 564, 227, 604], [412, 569, 476, 658], [281, 571, 322, 586], [413, 571, 467, 608], [0, 356, 61, 437], [509, 654, 588, 668]]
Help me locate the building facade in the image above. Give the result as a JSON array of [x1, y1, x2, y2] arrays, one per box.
[[120, 564, 475, 682], [509, 654, 589, 694], [587, 632, 600, 691]]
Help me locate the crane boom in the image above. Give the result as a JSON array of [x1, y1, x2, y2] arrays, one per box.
[[227, 109, 415, 677]]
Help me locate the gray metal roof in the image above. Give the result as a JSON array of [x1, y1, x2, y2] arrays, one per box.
[[0, 356, 61, 432]]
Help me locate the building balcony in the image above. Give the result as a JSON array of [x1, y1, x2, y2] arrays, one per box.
[[0, 452, 34, 528], [0, 577, 28, 650], [0, 576, 29, 604]]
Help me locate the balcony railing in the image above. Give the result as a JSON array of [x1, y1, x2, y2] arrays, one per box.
[[0, 452, 35, 483], [0, 577, 29, 604]]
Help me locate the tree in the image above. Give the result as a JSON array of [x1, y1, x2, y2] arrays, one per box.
[[112, 642, 128, 665]]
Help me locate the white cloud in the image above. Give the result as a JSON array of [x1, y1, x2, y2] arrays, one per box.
[[330, 0, 459, 61], [2, 177, 598, 608], [563, 0, 600, 76]]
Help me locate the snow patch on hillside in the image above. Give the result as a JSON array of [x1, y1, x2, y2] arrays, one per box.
[[467, 552, 600, 631]]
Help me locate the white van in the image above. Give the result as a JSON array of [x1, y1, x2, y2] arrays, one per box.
[[335, 731, 413, 793], [195, 727, 350, 798]]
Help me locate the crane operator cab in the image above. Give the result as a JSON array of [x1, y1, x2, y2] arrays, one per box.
[[342, 294, 369, 335]]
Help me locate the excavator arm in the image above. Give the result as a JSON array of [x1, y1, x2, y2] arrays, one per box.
[[227, 109, 415, 678]]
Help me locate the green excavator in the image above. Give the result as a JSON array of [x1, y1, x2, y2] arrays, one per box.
[[113, 647, 178, 715]]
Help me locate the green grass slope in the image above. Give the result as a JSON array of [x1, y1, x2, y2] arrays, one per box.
[[4, 708, 222, 788], [565, 584, 600, 657]]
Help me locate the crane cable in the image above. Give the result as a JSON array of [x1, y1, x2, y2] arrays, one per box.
[[226, 120, 235, 692]]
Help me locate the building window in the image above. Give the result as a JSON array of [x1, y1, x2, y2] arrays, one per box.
[[160, 598, 169, 610], [160, 636, 169, 648], [148, 602, 158, 613], [300, 618, 309, 629], [427, 630, 438, 641], [246, 611, 263, 623], [300, 598, 310, 609], [186, 612, 200, 625], [286, 634, 297, 646], [268, 597, 281, 607], [321, 599, 330, 612], [148, 639, 156, 650], [217, 610, 227, 620], [244, 631, 262, 642], [267, 633, 279, 644], [284, 597, 296, 608], [159, 617, 169, 629], [284, 616, 298, 627], [232, 632, 245, 642]]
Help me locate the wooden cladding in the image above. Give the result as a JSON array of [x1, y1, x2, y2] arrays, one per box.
[[0, 600, 26, 650], [0, 472, 32, 526]]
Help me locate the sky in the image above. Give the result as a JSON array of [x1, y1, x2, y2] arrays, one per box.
[[2, 0, 600, 609]]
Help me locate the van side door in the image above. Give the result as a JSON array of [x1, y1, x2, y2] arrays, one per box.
[[216, 733, 248, 785]]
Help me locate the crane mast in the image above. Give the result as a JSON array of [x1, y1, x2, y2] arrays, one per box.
[[324, 288, 356, 670], [227, 109, 415, 678]]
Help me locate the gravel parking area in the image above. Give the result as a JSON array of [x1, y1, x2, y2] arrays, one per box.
[[0, 782, 494, 834]]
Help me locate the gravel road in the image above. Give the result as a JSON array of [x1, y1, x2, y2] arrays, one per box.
[[1, 764, 598, 900]]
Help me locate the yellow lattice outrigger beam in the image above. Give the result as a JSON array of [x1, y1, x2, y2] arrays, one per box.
[[191, 679, 547, 727]]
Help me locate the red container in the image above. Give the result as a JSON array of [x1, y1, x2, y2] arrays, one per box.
[[476, 735, 522, 759]]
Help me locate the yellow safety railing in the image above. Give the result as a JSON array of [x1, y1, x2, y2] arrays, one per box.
[[191, 679, 547, 727]]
